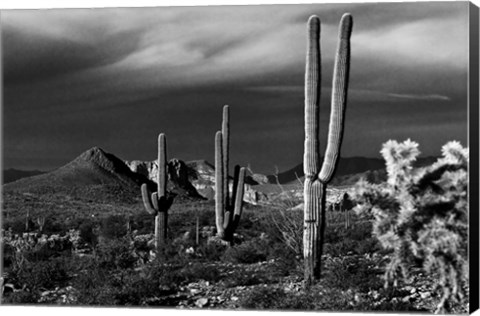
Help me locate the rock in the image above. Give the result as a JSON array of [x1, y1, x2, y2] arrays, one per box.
[[125, 160, 157, 180], [3, 283, 15, 293], [190, 288, 201, 295], [249, 173, 269, 185], [168, 159, 203, 197], [420, 292, 431, 299], [207, 236, 231, 247], [195, 297, 209, 308]]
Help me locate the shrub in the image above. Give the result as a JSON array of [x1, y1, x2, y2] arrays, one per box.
[[78, 221, 98, 248], [322, 256, 383, 292], [352, 140, 469, 313], [99, 215, 128, 239], [240, 287, 288, 309], [3, 290, 40, 304], [195, 241, 225, 262], [177, 262, 222, 284], [221, 238, 269, 264], [96, 237, 137, 270], [7, 257, 70, 294]]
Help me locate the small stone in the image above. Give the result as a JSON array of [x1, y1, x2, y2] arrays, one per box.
[[190, 289, 201, 295], [231, 296, 239, 301], [195, 297, 208, 307], [420, 292, 431, 299]]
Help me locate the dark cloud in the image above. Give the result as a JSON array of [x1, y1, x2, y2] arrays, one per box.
[[1, 3, 470, 173]]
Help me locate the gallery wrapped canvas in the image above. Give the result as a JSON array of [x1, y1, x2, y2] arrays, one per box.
[[0, 1, 478, 314]]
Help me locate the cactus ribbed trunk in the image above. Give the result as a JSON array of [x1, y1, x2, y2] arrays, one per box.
[[141, 133, 174, 254], [156, 133, 168, 249], [215, 131, 226, 240], [222, 105, 230, 209], [303, 14, 352, 287], [303, 181, 326, 285]]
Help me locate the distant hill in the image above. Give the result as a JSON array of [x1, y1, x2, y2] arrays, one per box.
[[3, 169, 45, 184], [266, 156, 438, 185], [4, 149, 439, 205], [4, 147, 154, 204]]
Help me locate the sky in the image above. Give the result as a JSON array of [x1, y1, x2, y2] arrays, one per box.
[[1, 1, 471, 174]]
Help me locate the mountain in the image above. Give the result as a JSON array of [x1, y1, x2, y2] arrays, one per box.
[[3, 169, 45, 184], [266, 156, 438, 185], [4, 147, 154, 203], [125, 159, 266, 204]]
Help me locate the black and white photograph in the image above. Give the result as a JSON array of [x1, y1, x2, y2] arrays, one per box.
[[0, 0, 478, 314]]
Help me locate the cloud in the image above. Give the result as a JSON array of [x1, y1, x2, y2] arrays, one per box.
[[385, 93, 451, 101], [1, 2, 470, 171]]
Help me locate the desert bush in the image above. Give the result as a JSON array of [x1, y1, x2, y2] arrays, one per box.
[[263, 208, 303, 256], [266, 243, 301, 276], [195, 241, 226, 261], [322, 256, 383, 292], [3, 290, 40, 304], [78, 221, 98, 248], [240, 287, 289, 309], [99, 215, 128, 239], [176, 262, 222, 284], [96, 237, 137, 270], [324, 236, 380, 257], [353, 140, 469, 313], [221, 237, 269, 264], [223, 271, 267, 288], [6, 257, 70, 296]]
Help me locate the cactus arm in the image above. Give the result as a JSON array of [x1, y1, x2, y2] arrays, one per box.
[[223, 211, 232, 230], [230, 165, 240, 211], [231, 167, 246, 232], [319, 13, 352, 183], [304, 15, 321, 179], [215, 131, 226, 238], [151, 192, 159, 210], [222, 105, 230, 208], [233, 167, 245, 217], [141, 183, 157, 215]]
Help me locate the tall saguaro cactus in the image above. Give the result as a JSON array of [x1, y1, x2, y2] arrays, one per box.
[[141, 133, 174, 252], [303, 14, 353, 286], [215, 105, 246, 243]]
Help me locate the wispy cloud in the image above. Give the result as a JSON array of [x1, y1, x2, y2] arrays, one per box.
[[386, 93, 451, 101]]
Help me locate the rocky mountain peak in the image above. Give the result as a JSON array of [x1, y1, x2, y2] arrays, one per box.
[[74, 147, 130, 175]]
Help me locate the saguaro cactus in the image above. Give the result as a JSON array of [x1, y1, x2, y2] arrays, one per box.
[[215, 105, 246, 243], [303, 14, 353, 286], [141, 133, 174, 252]]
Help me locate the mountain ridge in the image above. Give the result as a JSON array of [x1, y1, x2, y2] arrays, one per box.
[[4, 147, 154, 204]]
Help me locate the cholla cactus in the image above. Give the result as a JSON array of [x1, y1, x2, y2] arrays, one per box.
[[215, 105, 246, 243], [353, 140, 469, 313], [303, 13, 353, 286], [141, 133, 174, 253]]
